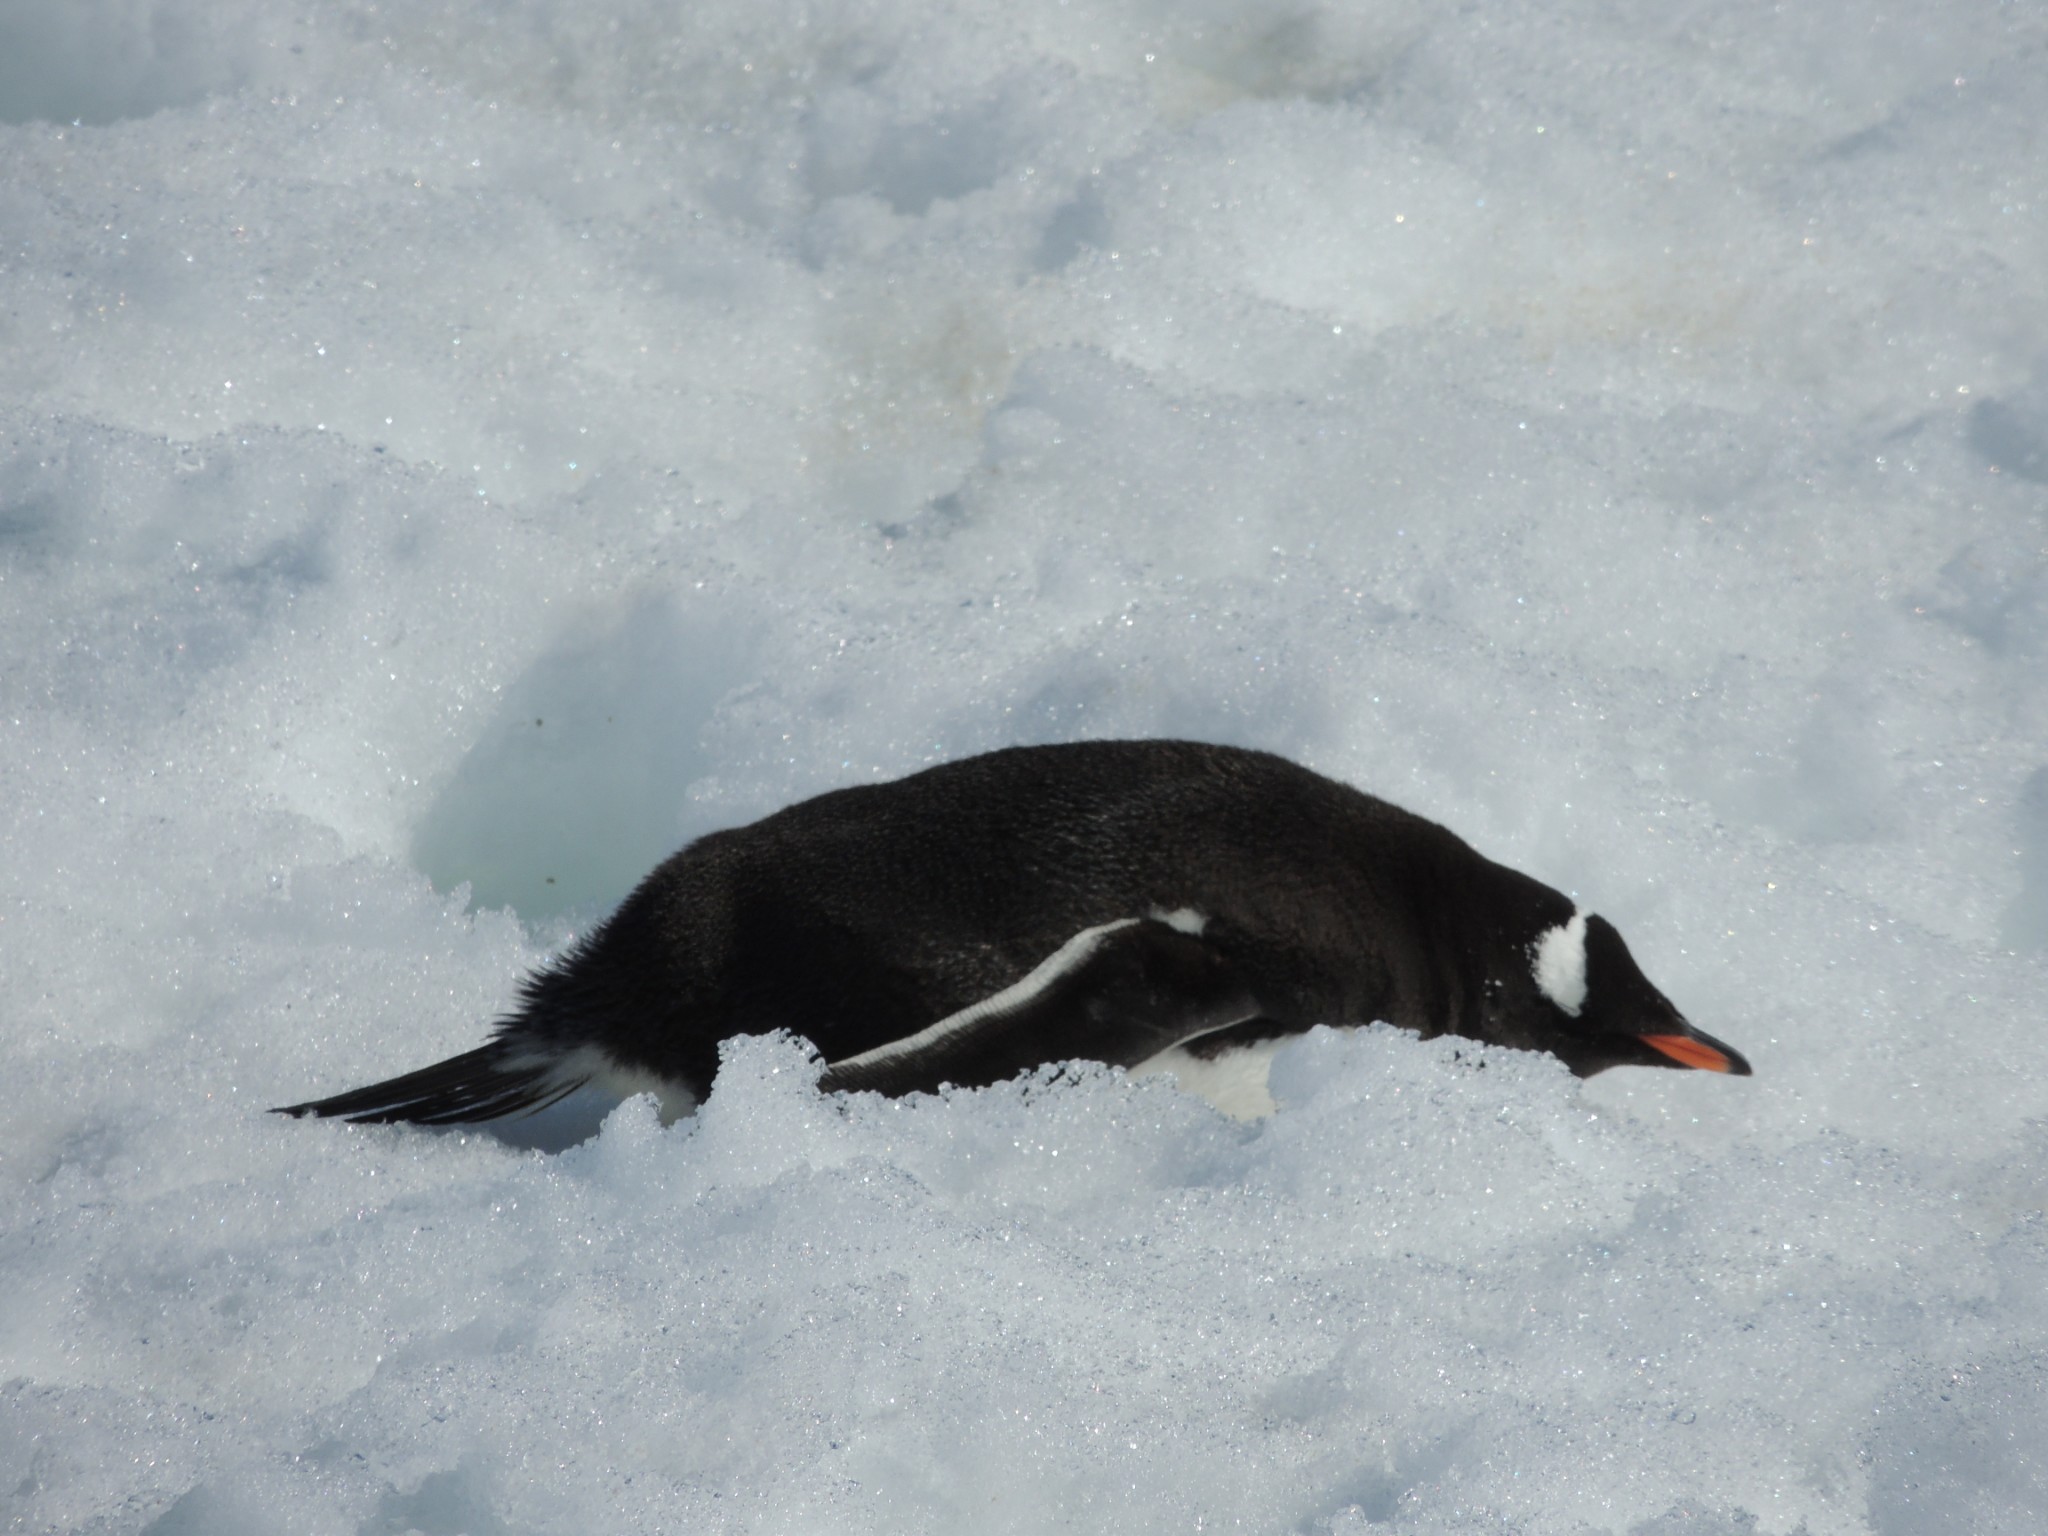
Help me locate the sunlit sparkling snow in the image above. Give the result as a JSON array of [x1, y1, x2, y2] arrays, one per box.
[[4, 2, 2047, 1532]]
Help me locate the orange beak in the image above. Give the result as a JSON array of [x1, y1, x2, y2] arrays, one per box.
[[1639, 1032, 1749, 1074]]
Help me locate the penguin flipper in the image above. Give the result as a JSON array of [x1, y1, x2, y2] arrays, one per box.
[[818, 915, 1263, 1098], [272, 1042, 588, 1125]]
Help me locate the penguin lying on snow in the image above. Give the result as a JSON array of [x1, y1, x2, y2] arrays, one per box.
[[277, 739, 1749, 1127]]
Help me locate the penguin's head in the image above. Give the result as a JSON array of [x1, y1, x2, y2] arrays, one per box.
[[1485, 906, 1752, 1078]]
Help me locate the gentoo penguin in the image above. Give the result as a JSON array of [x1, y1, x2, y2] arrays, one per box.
[[276, 739, 1749, 1126]]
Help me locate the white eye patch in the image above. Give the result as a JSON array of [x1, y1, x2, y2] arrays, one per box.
[[1531, 909, 1588, 1017]]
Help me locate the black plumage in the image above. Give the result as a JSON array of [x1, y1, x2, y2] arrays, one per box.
[[276, 739, 1749, 1125]]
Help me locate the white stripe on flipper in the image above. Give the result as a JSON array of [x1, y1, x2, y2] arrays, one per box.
[[825, 918, 1146, 1077], [1531, 908, 1588, 1016]]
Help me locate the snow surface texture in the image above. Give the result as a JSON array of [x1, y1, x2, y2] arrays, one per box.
[[3, 1, 2047, 1532]]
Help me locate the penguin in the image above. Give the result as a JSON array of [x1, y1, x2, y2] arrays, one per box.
[[275, 739, 1750, 1127]]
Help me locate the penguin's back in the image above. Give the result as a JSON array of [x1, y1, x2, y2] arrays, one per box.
[[604, 741, 1450, 1060]]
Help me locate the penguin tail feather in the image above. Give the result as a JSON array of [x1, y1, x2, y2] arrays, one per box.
[[272, 1043, 588, 1125]]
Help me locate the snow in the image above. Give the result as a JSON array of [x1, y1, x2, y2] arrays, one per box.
[[3, 0, 2047, 1531]]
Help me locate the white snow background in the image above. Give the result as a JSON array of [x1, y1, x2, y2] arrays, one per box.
[[4, 1, 2047, 1532]]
